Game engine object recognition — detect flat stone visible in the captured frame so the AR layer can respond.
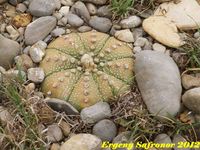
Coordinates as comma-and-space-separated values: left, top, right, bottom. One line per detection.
45, 98, 79, 115
114, 29, 134, 43
135, 50, 182, 118
89, 16, 112, 33
0, 34, 20, 70
93, 119, 117, 141
29, 0, 59, 17
67, 13, 84, 27
120, 16, 142, 29
25, 16, 56, 45
154, 0, 200, 30
60, 134, 102, 150
71, 1, 90, 22
182, 87, 200, 113
182, 74, 200, 89
27, 67, 45, 83
78, 26, 92, 32
80, 101, 111, 124
143, 16, 184, 48
51, 28, 65, 37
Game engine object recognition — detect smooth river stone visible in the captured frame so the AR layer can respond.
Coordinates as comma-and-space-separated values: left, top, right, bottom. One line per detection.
135, 50, 182, 118
24, 16, 56, 45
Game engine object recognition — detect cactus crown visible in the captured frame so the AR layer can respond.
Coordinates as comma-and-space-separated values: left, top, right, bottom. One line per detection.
40, 31, 134, 110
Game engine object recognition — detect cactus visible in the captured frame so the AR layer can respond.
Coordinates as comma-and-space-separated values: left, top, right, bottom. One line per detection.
40, 31, 134, 110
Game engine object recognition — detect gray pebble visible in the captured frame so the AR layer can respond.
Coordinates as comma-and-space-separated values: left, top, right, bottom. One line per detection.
182, 87, 200, 113
120, 16, 142, 29
29, 0, 59, 17
27, 67, 45, 83
86, 3, 97, 15
135, 51, 182, 118
51, 28, 65, 37
67, 13, 84, 27
81, 102, 111, 124
132, 28, 145, 40
16, 3, 27, 13
194, 31, 200, 39
89, 16, 112, 33
153, 43, 166, 53
93, 119, 117, 141
133, 46, 142, 53
134, 37, 148, 47
78, 26, 92, 32
97, 6, 112, 18
0, 34, 20, 70
59, 6, 70, 17
71, 1, 90, 22
47, 124, 63, 142
25, 16, 56, 45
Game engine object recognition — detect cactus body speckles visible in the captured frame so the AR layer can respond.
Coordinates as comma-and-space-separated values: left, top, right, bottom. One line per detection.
40, 31, 134, 110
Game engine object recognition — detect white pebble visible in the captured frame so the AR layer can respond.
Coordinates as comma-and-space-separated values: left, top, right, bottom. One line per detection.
27, 68, 45, 83
59, 6, 70, 17
29, 41, 47, 63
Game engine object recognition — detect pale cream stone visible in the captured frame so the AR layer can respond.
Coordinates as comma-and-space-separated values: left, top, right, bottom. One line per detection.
142, 16, 184, 48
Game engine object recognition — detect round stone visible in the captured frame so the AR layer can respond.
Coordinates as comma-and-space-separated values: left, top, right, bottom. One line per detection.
92, 119, 117, 141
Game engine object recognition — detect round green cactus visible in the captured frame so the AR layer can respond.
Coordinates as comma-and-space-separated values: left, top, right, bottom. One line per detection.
40, 31, 134, 110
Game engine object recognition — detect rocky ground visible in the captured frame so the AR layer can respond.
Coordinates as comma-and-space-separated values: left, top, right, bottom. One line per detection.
0, 0, 200, 150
